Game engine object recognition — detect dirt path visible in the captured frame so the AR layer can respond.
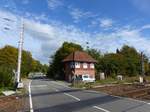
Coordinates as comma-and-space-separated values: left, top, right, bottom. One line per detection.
0, 95, 26, 112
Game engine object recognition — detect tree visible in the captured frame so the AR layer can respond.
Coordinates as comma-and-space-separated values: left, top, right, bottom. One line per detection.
47, 42, 83, 79
92, 45, 150, 77
86, 48, 102, 74
0, 45, 18, 70
0, 66, 13, 87
119, 45, 141, 76
41, 64, 49, 74
0, 45, 45, 88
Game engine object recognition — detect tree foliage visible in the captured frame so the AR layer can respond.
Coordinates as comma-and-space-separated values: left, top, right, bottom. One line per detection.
86, 49, 102, 74
48, 42, 150, 80
47, 42, 83, 79
0, 45, 46, 87
88, 45, 150, 77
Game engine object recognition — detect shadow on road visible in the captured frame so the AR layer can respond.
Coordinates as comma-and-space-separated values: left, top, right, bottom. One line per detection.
34, 95, 119, 112
32, 89, 82, 97
30, 76, 147, 112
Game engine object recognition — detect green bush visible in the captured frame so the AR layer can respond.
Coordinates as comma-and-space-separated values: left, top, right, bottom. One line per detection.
0, 67, 13, 88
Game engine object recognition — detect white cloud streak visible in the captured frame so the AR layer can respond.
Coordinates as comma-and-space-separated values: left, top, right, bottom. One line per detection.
69, 8, 97, 23
47, 0, 63, 10
100, 18, 113, 28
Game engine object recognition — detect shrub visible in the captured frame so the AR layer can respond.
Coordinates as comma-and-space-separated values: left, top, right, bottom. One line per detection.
0, 66, 13, 88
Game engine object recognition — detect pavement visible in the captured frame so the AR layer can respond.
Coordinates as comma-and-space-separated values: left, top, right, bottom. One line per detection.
28, 76, 150, 112
2, 90, 16, 96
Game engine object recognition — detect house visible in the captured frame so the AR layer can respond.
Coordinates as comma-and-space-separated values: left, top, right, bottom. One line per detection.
62, 51, 97, 82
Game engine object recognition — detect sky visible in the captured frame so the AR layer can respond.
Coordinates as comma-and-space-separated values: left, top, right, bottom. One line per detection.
1, 0, 150, 64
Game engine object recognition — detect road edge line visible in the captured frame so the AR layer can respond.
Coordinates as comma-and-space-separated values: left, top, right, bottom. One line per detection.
29, 81, 34, 112
93, 106, 110, 112
86, 90, 150, 105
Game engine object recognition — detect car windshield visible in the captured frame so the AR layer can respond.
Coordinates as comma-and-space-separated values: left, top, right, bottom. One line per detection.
83, 76, 88, 78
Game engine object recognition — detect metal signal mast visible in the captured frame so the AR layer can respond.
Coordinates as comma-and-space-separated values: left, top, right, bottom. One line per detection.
141, 52, 145, 76
16, 20, 24, 86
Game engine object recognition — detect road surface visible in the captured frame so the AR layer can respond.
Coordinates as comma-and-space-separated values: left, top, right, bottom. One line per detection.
29, 76, 150, 112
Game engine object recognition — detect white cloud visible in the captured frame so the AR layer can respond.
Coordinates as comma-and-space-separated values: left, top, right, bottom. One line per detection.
141, 24, 150, 30
100, 18, 113, 28
1, 10, 150, 64
47, 0, 63, 10
69, 8, 97, 23
90, 18, 114, 30
24, 19, 56, 41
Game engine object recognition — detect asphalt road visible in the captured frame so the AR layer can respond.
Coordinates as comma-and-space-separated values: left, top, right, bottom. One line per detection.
29, 76, 150, 112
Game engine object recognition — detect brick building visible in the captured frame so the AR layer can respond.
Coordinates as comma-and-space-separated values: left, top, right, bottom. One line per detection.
62, 51, 97, 82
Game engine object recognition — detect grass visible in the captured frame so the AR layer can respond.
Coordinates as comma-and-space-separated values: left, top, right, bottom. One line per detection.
70, 76, 150, 89
71, 77, 133, 89
95, 77, 117, 84
95, 76, 150, 85
0, 88, 3, 95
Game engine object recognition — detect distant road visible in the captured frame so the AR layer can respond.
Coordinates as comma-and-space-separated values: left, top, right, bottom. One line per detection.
29, 76, 150, 112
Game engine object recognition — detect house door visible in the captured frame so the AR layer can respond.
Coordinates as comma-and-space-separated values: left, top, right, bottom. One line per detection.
69, 75, 72, 82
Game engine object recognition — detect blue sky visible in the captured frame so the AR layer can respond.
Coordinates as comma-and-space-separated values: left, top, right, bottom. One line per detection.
1, 0, 150, 64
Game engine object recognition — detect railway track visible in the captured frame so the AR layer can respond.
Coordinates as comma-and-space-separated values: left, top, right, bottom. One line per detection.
120, 84, 150, 100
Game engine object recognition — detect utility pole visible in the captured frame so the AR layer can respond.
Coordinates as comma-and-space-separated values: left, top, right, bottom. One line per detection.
141, 52, 145, 76
139, 52, 145, 83
16, 19, 24, 88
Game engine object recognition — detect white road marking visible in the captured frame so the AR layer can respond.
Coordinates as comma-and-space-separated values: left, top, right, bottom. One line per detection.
29, 81, 34, 112
126, 97, 150, 105
51, 81, 70, 88
55, 89, 59, 92
64, 93, 80, 101
109, 94, 150, 105
93, 106, 110, 112
90, 89, 150, 105
31, 85, 47, 88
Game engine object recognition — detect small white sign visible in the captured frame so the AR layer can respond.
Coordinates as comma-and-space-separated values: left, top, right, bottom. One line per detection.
139, 76, 143, 83
17, 82, 24, 88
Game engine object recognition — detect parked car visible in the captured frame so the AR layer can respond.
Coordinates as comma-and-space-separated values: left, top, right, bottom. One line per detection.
82, 74, 95, 82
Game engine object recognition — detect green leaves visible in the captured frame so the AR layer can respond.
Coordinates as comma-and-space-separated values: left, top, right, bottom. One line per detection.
48, 42, 150, 80
0, 45, 45, 88
0, 66, 13, 87
47, 42, 83, 79
86, 45, 150, 77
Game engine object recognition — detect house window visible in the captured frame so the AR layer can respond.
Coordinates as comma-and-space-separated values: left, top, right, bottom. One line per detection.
75, 62, 80, 68
90, 63, 94, 69
70, 62, 74, 68
83, 63, 88, 69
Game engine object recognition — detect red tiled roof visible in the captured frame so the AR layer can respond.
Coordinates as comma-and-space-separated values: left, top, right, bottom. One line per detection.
62, 51, 97, 63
